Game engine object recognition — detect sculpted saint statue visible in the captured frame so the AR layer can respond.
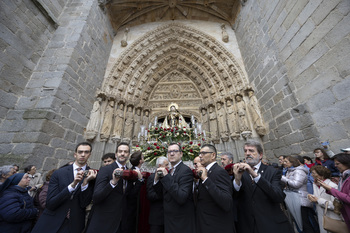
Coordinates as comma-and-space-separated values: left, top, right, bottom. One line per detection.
133, 108, 142, 141
111, 102, 125, 140
226, 99, 239, 138
161, 103, 187, 129
247, 90, 267, 135
216, 102, 229, 139
235, 95, 250, 133
123, 105, 134, 141
200, 107, 209, 133
85, 97, 102, 140
142, 109, 150, 127
209, 105, 218, 139
100, 99, 115, 141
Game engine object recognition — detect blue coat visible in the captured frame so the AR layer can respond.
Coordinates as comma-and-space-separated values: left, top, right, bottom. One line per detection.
0, 185, 38, 233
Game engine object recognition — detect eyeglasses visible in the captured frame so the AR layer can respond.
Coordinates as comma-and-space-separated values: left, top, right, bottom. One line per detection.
168, 150, 180, 154
77, 150, 91, 155
199, 151, 213, 155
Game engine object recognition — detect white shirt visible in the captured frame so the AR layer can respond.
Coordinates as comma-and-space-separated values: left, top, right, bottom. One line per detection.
68, 163, 88, 192
202, 161, 217, 183
233, 162, 262, 191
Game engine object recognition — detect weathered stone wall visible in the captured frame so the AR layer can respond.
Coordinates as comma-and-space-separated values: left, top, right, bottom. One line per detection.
0, 0, 114, 170
234, 0, 350, 160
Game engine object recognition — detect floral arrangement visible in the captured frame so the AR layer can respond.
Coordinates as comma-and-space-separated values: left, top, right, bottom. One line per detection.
134, 126, 206, 165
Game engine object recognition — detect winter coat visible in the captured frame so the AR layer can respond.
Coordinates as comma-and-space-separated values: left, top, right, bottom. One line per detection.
281, 166, 312, 207
0, 185, 38, 233
313, 179, 342, 233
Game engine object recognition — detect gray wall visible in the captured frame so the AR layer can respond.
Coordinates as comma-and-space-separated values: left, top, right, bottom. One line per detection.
0, 0, 114, 170
234, 0, 350, 160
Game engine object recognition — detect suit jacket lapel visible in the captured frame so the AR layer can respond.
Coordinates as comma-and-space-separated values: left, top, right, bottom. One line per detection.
68, 165, 74, 183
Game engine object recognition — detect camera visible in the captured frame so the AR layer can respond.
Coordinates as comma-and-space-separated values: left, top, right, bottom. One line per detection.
197, 170, 203, 177
114, 170, 123, 178
157, 170, 164, 178
83, 170, 89, 178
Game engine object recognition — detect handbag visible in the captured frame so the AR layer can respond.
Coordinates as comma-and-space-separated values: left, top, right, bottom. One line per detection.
323, 201, 350, 233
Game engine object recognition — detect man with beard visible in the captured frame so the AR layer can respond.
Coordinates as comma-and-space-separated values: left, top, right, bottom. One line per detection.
233, 140, 293, 233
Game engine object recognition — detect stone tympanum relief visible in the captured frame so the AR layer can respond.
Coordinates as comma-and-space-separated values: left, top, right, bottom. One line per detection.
84, 23, 267, 144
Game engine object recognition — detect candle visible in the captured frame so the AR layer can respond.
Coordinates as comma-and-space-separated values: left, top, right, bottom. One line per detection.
154, 116, 158, 126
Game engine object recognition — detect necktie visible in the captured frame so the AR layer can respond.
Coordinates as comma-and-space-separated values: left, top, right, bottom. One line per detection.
122, 166, 126, 193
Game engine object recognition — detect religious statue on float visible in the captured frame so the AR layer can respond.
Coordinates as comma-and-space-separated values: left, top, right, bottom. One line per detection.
161, 103, 187, 128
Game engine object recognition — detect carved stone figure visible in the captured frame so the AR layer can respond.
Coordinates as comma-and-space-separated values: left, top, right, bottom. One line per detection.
143, 109, 150, 126
216, 102, 229, 140
111, 102, 125, 140
235, 95, 250, 133
85, 97, 102, 140
200, 107, 209, 133
100, 99, 115, 141
247, 90, 267, 136
226, 98, 239, 138
221, 24, 229, 43
123, 105, 134, 141
209, 105, 218, 139
133, 108, 142, 141
121, 28, 129, 47
161, 103, 187, 128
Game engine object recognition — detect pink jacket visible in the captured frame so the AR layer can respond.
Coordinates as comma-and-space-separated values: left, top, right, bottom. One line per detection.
329, 176, 350, 231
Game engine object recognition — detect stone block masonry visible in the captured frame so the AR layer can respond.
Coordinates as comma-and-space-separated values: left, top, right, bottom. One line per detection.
234, 0, 350, 160
0, 0, 114, 169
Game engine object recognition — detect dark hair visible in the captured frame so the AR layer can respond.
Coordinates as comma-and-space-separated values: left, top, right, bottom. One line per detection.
130, 151, 142, 166
302, 156, 313, 163
314, 148, 330, 159
310, 165, 331, 179
101, 153, 115, 161
168, 142, 182, 152
201, 144, 217, 157
245, 140, 263, 155
292, 155, 304, 165
285, 156, 300, 167
116, 142, 130, 153
45, 169, 57, 181
332, 153, 350, 168
24, 165, 34, 173
75, 142, 92, 153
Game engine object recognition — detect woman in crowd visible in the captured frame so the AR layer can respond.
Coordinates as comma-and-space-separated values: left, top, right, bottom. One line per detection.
0, 173, 38, 233
318, 153, 350, 231
308, 165, 341, 233
303, 156, 315, 168
24, 165, 43, 197
281, 156, 318, 233
314, 148, 340, 183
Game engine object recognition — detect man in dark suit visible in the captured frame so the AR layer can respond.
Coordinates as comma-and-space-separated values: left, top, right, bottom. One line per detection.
151, 143, 196, 233
233, 140, 293, 233
195, 144, 236, 233
32, 142, 97, 233
85, 142, 143, 233
147, 156, 169, 233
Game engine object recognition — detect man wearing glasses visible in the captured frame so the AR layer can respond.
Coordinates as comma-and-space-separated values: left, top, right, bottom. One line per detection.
195, 144, 236, 233
152, 142, 196, 233
32, 142, 97, 233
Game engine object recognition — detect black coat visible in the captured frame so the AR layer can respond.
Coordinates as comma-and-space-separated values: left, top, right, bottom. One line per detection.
31, 165, 94, 233
196, 163, 236, 233
0, 185, 37, 233
86, 162, 143, 233
152, 161, 196, 233
234, 164, 293, 233
147, 173, 164, 226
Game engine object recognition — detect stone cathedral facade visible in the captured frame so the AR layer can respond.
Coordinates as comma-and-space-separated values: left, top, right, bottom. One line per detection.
0, 0, 349, 171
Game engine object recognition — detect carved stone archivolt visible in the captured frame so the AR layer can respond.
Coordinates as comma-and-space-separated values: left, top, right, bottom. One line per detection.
84, 23, 267, 144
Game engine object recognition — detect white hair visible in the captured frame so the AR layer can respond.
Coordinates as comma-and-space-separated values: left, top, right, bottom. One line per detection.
156, 156, 168, 167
